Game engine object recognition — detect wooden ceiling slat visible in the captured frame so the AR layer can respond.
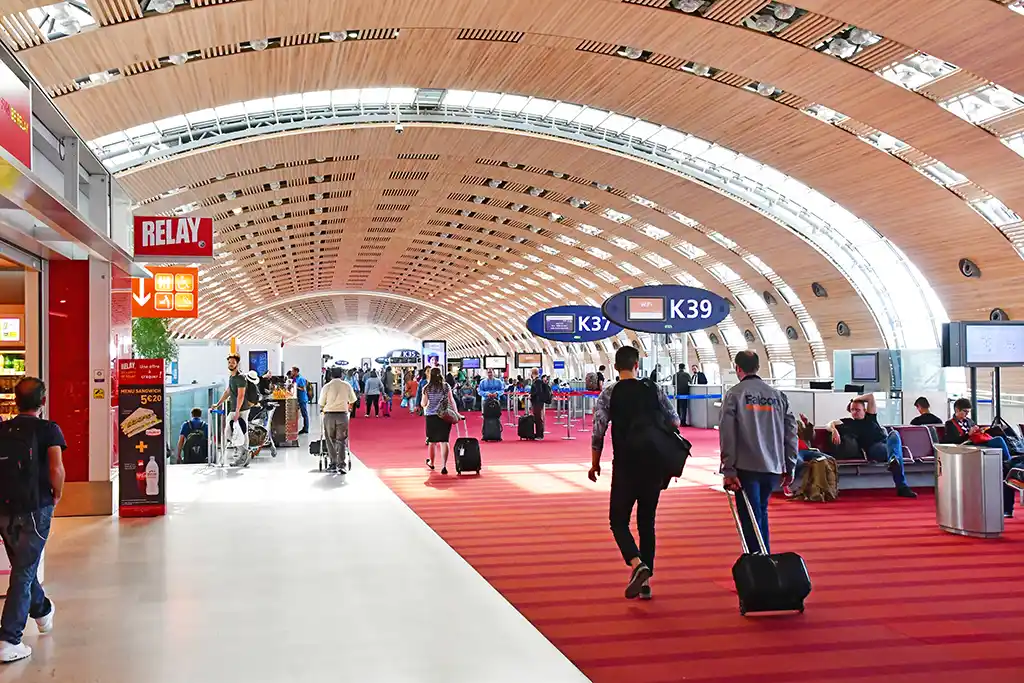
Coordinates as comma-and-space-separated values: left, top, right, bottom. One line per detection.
703, 0, 770, 25
86, 0, 144, 25
0, 12, 44, 50
776, 13, 847, 48
847, 38, 915, 72
980, 108, 1024, 138
917, 70, 989, 103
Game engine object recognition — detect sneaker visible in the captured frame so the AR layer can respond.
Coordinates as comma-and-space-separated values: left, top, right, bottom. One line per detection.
625, 563, 652, 599
782, 482, 794, 498
35, 601, 54, 634
639, 581, 652, 601
0, 641, 31, 663
440, 467, 448, 475
897, 486, 918, 498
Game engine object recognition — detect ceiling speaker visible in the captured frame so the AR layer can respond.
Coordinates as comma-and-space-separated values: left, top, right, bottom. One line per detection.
763, 291, 778, 305
837, 321, 851, 337
812, 282, 828, 298
958, 258, 981, 278
990, 308, 1009, 321
743, 329, 756, 342
786, 325, 799, 340
709, 333, 721, 345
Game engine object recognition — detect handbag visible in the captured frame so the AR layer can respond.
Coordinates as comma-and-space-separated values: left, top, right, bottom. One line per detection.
438, 387, 460, 424
627, 380, 691, 482
988, 417, 1024, 455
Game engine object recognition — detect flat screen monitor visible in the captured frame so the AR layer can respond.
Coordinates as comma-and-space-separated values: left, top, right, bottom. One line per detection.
422, 340, 447, 371
850, 352, 879, 383
965, 323, 1024, 366
543, 314, 575, 334
484, 355, 507, 370
626, 296, 665, 322
461, 358, 481, 370
517, 353, 542, 368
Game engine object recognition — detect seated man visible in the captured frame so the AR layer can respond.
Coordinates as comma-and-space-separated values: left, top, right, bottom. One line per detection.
944, 398, 1019, 518
827, 393, 917, 498
910, 396, 944, 426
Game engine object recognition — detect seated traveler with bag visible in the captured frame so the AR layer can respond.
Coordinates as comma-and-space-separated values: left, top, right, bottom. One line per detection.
826, 394, 917, 498
785, 414, 838, 501
589, 346, 683, 601
944, 398, 1020, 518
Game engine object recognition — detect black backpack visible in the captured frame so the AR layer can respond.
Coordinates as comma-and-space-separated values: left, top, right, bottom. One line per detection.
0, 419, 41, 514
182, 424, 208, 464
244, 380, 261, 408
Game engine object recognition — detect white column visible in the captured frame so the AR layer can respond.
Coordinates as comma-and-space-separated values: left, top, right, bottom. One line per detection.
88, 257, 112, 483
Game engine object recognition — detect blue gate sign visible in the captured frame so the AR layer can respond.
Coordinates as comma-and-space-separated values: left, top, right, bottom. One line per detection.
553, 360, 566, 370
526, 305, 622, 342
602, 285, 730, 333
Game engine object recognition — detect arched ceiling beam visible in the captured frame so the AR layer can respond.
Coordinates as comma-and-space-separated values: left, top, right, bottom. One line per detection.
111, 101, 948, 350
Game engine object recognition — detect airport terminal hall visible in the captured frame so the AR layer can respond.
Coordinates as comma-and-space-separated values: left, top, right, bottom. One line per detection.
2, 0, 1024, 680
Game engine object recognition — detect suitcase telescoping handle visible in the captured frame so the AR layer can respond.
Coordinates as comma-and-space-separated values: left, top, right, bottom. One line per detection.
726, 489, 769, 556
456, 414, 469, 438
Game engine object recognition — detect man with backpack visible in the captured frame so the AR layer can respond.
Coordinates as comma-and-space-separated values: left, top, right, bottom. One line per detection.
719, 351, 798, 554
0, 378, 65, 663
529, 374, 553, 439
674, 363, 692, 427
589, 346, 680, 600
176, 407, 209, 464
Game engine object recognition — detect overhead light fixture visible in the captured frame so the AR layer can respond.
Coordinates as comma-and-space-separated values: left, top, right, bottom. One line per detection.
50, 7, 82, 34
528, 187, 543, 197
595, 183, 610, 191
552, 172, 566, 179
847, 27, 878, 45
269, 181, 281, 190
619, 46, 644, 60
313, 175, 325, 182
249, 38, 270, 51
827, 37, 856, 59
751, 15, 777, 32
670, 0, 703, 11
771, 3, 796, 19
232, 207, 242, 215
472, 195, 486, 204
327, 31, 348, 42
548, 212, 563, 222
569, 197, 588, 209
756, 82, 777, 97
216, 174, 227, 180
167, 53, 188, 66
313, 193, 324, 200
487, 179, 502, 188
691, 63, 712, 77
148, 0, 175, 14
315, 157, 326, 162
271, 199, 283, 206
510, 203, 524, 212
224, 191, 236, 200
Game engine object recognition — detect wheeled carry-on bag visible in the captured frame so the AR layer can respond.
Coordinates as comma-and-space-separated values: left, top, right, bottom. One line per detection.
727, 490, 811, 616
518, 414, 537, 440
453, 418, 482, 475
482, 415, 503, 442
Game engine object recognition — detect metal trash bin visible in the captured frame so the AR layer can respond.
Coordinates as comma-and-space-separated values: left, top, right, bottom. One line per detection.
935, 444, 1004, 538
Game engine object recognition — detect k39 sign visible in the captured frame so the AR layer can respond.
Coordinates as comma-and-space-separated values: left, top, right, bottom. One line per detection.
602, 285, 730, 333
526, 305, 623, 342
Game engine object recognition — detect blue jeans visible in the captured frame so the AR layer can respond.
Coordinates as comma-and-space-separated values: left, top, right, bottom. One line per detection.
866, 431, 908, 489
984, 436, 1012, 461
0, 506, 53, 645
298, 400, 309, 432
793, 449, 822, 482
736, 470, 775, 555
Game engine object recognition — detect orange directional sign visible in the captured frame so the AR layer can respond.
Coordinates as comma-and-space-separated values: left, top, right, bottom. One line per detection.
132, 267, 198, 319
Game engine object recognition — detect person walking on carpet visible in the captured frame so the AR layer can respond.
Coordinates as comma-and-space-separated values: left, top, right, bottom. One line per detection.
589, 345, 679, 600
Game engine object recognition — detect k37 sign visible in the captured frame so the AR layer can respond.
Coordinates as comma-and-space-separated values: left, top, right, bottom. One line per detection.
133, 215, 214, 260
526, 305, 623, 343
602, 285, 730, 333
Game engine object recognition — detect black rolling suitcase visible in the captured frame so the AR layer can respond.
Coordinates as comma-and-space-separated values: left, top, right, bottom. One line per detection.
453, 418, 482, 475
518, 414, 537, 440
727, 490, 811, 616
482, 416, 503, 442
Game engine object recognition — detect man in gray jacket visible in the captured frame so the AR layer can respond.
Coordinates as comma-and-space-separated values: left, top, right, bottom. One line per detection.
719, 351, 798, 554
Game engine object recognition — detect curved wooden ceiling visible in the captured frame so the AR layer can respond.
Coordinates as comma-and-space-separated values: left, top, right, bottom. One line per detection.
6, 0, 1024, 376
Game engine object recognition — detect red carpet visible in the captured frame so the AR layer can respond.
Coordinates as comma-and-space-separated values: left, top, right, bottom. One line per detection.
350, 407, 1024, 682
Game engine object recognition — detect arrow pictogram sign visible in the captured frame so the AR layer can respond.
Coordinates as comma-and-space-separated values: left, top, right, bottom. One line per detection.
131, 267, 198, 319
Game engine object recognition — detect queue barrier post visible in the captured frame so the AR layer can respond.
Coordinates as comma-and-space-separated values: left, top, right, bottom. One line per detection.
562, 392, 576, 441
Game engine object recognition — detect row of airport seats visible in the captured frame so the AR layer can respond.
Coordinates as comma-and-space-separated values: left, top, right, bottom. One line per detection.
809, 424, 940, 490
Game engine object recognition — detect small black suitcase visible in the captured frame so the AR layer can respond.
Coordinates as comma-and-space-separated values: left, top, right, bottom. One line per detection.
518, 415, 537, 440
482, 416, 503, 442
453, 419, 482, 475
728, 490, 811, 616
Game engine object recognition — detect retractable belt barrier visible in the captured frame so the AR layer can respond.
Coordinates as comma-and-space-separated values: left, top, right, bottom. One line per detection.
505, 389, 721, 441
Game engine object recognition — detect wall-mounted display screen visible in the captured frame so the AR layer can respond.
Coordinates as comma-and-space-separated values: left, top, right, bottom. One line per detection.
462, 358, 481, 370
484, 355, 507, 370
965, 323, 1024, 366
626, 296, 665, 321
543, 314, 575, 334
422, 340, 447, 371
516, 353, 542, 368
851, 352, 879, 382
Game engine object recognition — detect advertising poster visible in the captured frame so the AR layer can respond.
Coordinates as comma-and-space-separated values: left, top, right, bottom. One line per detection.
0, 59, 31, 169
117, 359, 166, 518
422, 340, 447, 372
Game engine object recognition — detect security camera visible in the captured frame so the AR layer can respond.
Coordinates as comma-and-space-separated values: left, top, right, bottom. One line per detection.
394, 123, 404, 134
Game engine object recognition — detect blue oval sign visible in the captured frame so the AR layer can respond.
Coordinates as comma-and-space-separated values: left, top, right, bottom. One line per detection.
526, 305, 623, 342
602, 285, 730, 333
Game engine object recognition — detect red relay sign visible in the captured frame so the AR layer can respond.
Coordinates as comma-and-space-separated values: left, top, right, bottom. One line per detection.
133, 216, 213, 259
0, 58, 32, 169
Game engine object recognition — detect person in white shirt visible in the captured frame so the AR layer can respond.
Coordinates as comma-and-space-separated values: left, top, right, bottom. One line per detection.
319, 367, 357, 473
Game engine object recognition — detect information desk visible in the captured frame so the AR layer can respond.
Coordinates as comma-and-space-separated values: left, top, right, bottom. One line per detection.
687, 385, 722, 429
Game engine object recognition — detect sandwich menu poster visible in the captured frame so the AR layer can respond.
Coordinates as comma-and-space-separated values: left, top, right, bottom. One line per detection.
117, 359, 166, 517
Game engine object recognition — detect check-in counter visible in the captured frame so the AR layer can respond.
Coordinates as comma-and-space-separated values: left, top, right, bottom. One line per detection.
688, 384, 723, 429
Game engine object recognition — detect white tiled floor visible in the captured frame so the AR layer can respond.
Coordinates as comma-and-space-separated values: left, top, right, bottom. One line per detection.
0, 443, 590, 682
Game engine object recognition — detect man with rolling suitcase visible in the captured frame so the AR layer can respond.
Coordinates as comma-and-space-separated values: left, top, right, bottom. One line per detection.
720, 351, 809, 615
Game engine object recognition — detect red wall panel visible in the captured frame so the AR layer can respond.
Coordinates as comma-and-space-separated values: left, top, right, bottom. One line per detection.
48, 260, 89, 482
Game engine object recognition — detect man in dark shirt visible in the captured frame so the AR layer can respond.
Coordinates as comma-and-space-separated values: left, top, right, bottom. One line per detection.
596, 365, 606, 390
589, 346, 679, 601
909, 396, 944, 426
691, 364, 708, 385
674, 363, 692, 426
827, 393, 916, 498
0, 378, 66, 663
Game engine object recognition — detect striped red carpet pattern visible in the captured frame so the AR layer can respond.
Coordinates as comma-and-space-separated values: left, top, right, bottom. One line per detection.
351, 410, 1024, 682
